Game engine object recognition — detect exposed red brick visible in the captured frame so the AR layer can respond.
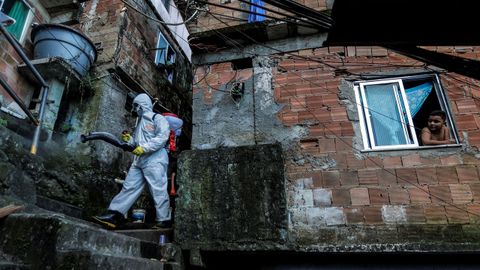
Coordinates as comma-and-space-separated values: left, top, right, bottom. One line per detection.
312, 171, 323, 187
466, 204, 480, 223
344, 207, 364, 224
416, 167, 438, 185
346, 154, 366, 170
335, 138, 352, 152
456, 114, 478, 131
405, 206, 426, 223
317, 138, 336, 153
396, 168, 418, 186
449, 184, 473, 204
330, 153, 348, 170
425, 205, 448, 224
402, 154, 421, 167
440, 155, 463, 166
364, 156, 383, 168
408, 187, 432, 204
468, 130, 480, 147
470, 183, 480, 202
331, 188, 351, 206
340, 171, 359, 186
340, 122, 355, 136
358, 169, 379, 185
436, 167, 459, 184
445, 205, 470, 224
377, 169, 397, 186
322, 171, 341, 187
382, 156, 403, 168
389, 187, 410, 205
331, 107, 348, 122
456, 165, 480, 183
369, 188, 389, 205
363, 206, 383, 224
350, 187, 370, 206
428, 185, 452, 204
456, 99, 479, 113
419, 156, 442, 166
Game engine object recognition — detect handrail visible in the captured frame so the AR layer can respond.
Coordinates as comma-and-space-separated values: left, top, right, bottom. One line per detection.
0, 75, 39, 125
0, 19, 49, 155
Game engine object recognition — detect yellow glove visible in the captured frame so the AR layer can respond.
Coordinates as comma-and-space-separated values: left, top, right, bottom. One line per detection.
121, 133, 131, 142
132, 146, 145, 156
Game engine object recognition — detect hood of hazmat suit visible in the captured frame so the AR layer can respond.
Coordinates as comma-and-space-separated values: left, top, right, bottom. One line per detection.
131, 94, 170, 166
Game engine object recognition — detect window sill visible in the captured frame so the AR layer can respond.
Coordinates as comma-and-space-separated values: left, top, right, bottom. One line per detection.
360, 144, 462, 153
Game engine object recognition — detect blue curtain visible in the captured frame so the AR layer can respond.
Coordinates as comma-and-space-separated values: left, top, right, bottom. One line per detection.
364, 84, 407, 146
405, 82, 433, 117
248, 0, 265, 22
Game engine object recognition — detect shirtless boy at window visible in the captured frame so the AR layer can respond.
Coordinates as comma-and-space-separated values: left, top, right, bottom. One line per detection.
421, 110, 452, 145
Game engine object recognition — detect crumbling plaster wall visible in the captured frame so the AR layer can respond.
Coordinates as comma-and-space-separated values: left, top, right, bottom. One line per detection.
81, 0, 193, 142
189, 40, 480, 252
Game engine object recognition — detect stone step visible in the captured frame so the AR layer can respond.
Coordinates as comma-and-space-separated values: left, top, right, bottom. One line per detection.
0, 261, 30, 270
0, 213, 163, 268
55, 250, 165, 270
115, 228, 173, 244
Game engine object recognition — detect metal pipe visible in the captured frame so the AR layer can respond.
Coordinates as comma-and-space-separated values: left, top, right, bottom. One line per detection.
0, 23, 48, 87
30, 85, 48, 154
0, 75, 39, 125
80, 131, 135, 152
0, 23, 51, 154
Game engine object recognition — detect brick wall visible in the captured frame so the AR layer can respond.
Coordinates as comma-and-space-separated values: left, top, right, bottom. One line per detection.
0, 4, 46, 110
273, 46, 480, 229
188, 0, 329, 34
81, 0, 193, 141
192, 45, 480, 248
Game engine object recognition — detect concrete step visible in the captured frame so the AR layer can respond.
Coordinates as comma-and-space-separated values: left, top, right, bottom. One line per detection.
55, 250, 165, 270
0, 261, 30, 270
115, 228, 172, 244
0, 213, 163, 269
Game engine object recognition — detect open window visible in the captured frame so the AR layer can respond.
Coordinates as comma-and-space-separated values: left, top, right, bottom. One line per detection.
354, 73, 459, 151
154, 32, 176, 83
1, 0, 33, 43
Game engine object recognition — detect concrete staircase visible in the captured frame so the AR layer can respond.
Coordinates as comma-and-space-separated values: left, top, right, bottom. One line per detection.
0, 213, 181, 269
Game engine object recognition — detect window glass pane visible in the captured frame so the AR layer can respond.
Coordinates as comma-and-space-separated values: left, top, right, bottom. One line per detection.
364, 83, 407, 146
155, 34, 168, 65
4, 0, 28, 40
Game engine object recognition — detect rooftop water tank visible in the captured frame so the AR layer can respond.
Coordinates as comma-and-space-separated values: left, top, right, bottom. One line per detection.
31, 23, 97, 77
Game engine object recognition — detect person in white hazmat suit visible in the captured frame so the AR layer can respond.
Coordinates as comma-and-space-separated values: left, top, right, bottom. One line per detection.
93, 93, 171, 229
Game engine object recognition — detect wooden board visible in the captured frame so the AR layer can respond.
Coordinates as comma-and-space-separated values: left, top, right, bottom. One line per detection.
0, 204, 24, 218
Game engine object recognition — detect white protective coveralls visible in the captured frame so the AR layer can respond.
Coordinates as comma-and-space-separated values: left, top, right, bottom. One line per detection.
108, 94, 171, 222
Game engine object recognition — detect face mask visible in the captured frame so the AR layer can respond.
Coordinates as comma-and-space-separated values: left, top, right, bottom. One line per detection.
131, 103, 141, 117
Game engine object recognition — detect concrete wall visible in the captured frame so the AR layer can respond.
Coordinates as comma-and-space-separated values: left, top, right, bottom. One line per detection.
82, 0, 193, 142
189, 42, 480, 253
176, 143, 287, 250
188, 0, 330, 34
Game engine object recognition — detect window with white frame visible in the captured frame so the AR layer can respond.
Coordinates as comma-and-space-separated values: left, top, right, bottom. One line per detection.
1, 0, 33, 42
354, 74, 459, 151
154, 32, 176, 83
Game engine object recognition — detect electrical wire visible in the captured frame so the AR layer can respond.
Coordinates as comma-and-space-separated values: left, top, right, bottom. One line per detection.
121, 0, 199, 26
193, 0, 321, 29
195, 10, 480, 218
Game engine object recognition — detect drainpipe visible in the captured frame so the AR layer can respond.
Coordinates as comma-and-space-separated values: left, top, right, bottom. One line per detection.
0, 23, 50, 155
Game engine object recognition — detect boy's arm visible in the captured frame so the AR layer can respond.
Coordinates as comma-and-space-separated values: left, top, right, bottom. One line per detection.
421, 128, 450, 145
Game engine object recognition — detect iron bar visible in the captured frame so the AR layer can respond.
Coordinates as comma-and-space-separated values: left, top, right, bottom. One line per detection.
0, 75, 39, 125
0, 22, 50, 154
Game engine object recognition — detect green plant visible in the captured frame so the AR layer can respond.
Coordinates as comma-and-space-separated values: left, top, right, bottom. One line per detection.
59, 122, 73, 133
0, 118, 7, 127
